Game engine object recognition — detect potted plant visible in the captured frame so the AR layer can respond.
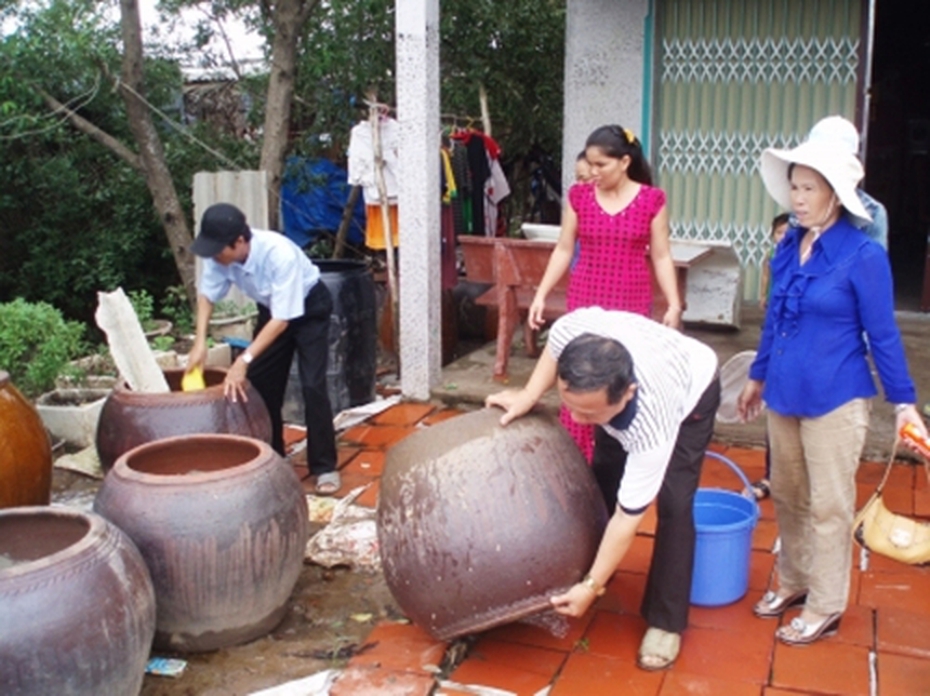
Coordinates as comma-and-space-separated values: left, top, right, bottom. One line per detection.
208, 299, 258, 342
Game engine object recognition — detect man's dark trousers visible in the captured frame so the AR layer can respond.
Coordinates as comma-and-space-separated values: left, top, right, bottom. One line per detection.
590, 377, 721, 633
248, 281, 337, 475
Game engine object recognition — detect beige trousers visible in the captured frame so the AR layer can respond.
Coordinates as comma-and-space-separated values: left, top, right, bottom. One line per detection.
767, 399, 870, 615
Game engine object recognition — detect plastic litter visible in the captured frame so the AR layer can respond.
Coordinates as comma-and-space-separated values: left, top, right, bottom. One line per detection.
145, 657, 187, 678
305, 485, 380, 571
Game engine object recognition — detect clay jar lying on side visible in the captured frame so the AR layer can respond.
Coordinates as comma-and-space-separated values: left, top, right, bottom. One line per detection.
95, 367, 272, 473
0, 506, 156, 696
0, 370, 52, 509
93, 434, 309, 653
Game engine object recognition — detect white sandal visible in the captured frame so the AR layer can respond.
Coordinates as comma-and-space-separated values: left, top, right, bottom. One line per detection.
637, 627, 680, 671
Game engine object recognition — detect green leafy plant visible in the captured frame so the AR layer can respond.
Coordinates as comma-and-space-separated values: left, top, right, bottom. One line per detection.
150, 335, 175, 352
161, 284, 194, 335
0, 299, 87, 398
212, 299, 257, 319
127, 289, 157, 331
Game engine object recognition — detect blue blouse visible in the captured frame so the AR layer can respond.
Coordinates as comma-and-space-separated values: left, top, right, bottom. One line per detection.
749, 215, 916, 417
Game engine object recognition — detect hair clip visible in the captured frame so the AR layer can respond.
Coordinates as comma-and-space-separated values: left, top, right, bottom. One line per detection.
623, 128, 635, 144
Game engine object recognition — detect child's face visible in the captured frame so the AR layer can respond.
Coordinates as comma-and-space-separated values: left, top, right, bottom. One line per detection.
772, 222, 789, 244
574, 158, 592, 182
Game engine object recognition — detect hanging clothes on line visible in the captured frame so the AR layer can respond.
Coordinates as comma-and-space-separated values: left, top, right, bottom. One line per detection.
347, 116, 400, 249
449, 128, 510, 237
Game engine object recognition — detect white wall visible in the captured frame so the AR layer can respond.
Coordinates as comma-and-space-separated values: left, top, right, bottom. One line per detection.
563, 0, 650, 193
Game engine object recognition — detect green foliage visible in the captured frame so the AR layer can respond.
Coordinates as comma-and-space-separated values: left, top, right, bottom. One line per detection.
150, 335, 176, 352
161, 285, 195, 335
0, 299, 87, 398
127, 289, 156, 329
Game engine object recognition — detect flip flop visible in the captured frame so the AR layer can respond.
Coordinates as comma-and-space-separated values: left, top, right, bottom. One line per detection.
315, 471, 341, 496
636, 627, 680, 671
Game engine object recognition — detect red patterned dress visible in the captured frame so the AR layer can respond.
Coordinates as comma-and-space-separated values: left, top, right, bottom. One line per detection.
561, 181, 668, 460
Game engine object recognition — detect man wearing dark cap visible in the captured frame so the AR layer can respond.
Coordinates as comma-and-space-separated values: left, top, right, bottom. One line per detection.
185, 202, 340, 494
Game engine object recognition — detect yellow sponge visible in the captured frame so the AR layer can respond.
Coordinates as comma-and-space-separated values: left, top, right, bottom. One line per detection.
181, 366, 205, 392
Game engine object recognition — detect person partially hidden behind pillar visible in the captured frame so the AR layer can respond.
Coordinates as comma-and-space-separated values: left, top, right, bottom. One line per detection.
486, 307, 720, 671
185, 203, 341, 495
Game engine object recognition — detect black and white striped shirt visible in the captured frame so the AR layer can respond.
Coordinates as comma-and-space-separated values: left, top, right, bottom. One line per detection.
548, 308, 718, 511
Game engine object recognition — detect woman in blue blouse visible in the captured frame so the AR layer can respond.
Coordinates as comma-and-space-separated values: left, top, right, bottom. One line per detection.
737, 136, 927, 645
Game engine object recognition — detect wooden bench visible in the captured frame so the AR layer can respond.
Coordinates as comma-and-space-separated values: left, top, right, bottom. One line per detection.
458, 235, 705, 379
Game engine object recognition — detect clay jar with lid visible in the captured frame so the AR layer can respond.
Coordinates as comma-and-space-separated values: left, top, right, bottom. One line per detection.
377, 408, 609, 641
0, 371, 52, 509
95, 366, 273, 473
0, 506, 156, 695
93, 434, 309, 652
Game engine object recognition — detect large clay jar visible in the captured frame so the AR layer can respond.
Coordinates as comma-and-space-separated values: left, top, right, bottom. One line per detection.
93, 434, 309, 652
95, 367, 272, 473
0, 506, 156, 696
378, 408, 609, 641
0, 371, 52, 509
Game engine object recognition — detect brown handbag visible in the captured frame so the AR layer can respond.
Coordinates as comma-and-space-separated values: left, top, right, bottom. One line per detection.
852, 439, 930, 565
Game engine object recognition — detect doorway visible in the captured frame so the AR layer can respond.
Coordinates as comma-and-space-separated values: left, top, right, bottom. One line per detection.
864, 2, 930, 311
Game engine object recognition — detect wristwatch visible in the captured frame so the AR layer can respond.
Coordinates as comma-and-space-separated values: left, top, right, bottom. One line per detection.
242, 351, 254, 365
581, 574, 606, 596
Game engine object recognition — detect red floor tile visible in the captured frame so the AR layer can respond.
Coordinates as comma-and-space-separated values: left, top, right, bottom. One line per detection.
828, 604, 874, 649
341, 450, 386, 477
283, 424, 306, 448
756, 496, 777, 521
618, 535, 654, 574
719, 446, 768, 470
658, 671, 763, 696
340, 424, 417, 448
329, 666, 435, 696
856, 483, 913, 516
701, 452, 763, 491
334, 469, 379, 499
688, 591, 777, 639
483, 612, 596, 653
877, 607, 930, 659
875, 651, 930, 696
674, 625, 774, 685
448, 656, 552, 695
467, 636, 568, 678
915, 471, 930, 518
372, 403, 436, 427
762, 689, 820, 695
771, 641, 870, 695
598, 571, 647, 616
581, 610, 648, 661
856, 461, 915, 489
420, 408, 466, 426
749, 549, 776, 592
859, 571, 930, 614
864, 548, 930, 575
337, 446, 361, 469
751, 519, 780, 552
347, 621, 446, 676
549, 652, 664, 696
355, 479, 380, 509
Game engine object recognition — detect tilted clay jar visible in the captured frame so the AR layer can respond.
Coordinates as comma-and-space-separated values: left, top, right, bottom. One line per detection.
95, 367, 272, 473
377, 408, 609, 641
93, 434, 309, 652
0, 371, 52, 509
0, 506, 156, 696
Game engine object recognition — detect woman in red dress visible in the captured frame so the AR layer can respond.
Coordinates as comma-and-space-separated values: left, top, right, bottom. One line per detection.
529, 125, 682, 461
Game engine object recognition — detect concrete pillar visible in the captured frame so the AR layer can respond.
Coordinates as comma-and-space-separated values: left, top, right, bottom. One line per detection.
396, 0, 441, 400
563, 0, 650, 194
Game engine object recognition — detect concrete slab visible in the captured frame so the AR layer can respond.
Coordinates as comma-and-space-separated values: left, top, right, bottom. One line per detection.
432, 304, 930, 461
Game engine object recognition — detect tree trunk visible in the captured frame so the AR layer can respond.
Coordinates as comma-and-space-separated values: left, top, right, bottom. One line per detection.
118, 0, 197, 306
259, 0, 319, 231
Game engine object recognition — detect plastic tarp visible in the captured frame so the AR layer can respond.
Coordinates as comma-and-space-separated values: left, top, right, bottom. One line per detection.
281, 157, 365, 248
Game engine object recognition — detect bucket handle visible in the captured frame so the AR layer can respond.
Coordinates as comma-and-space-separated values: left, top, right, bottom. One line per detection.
703, 451, 760, 511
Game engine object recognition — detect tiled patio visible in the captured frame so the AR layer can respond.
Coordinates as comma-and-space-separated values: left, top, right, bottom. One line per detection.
288, 402, 930, 696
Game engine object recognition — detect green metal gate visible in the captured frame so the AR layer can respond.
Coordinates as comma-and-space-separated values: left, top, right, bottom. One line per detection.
653, 0, 863, 299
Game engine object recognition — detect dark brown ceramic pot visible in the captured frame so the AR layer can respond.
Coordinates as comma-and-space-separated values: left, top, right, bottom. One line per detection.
377, 408, 609, 641
0, 506, 156, 696
95, 367, 273, 473
93, 434, 309, 652
0, 371, 52, 509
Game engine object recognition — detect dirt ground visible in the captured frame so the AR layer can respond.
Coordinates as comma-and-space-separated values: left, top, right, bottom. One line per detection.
50, 468, 403, 696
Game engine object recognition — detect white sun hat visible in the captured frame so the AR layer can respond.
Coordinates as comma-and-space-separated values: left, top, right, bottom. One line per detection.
759, 139, 872, 224
807, 115, 860, 156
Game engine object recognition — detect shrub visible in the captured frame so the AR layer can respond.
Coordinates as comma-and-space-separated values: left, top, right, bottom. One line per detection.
0, 299, 87, 398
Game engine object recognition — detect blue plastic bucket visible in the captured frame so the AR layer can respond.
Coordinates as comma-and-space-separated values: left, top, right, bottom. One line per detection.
690, 451, 760, 607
